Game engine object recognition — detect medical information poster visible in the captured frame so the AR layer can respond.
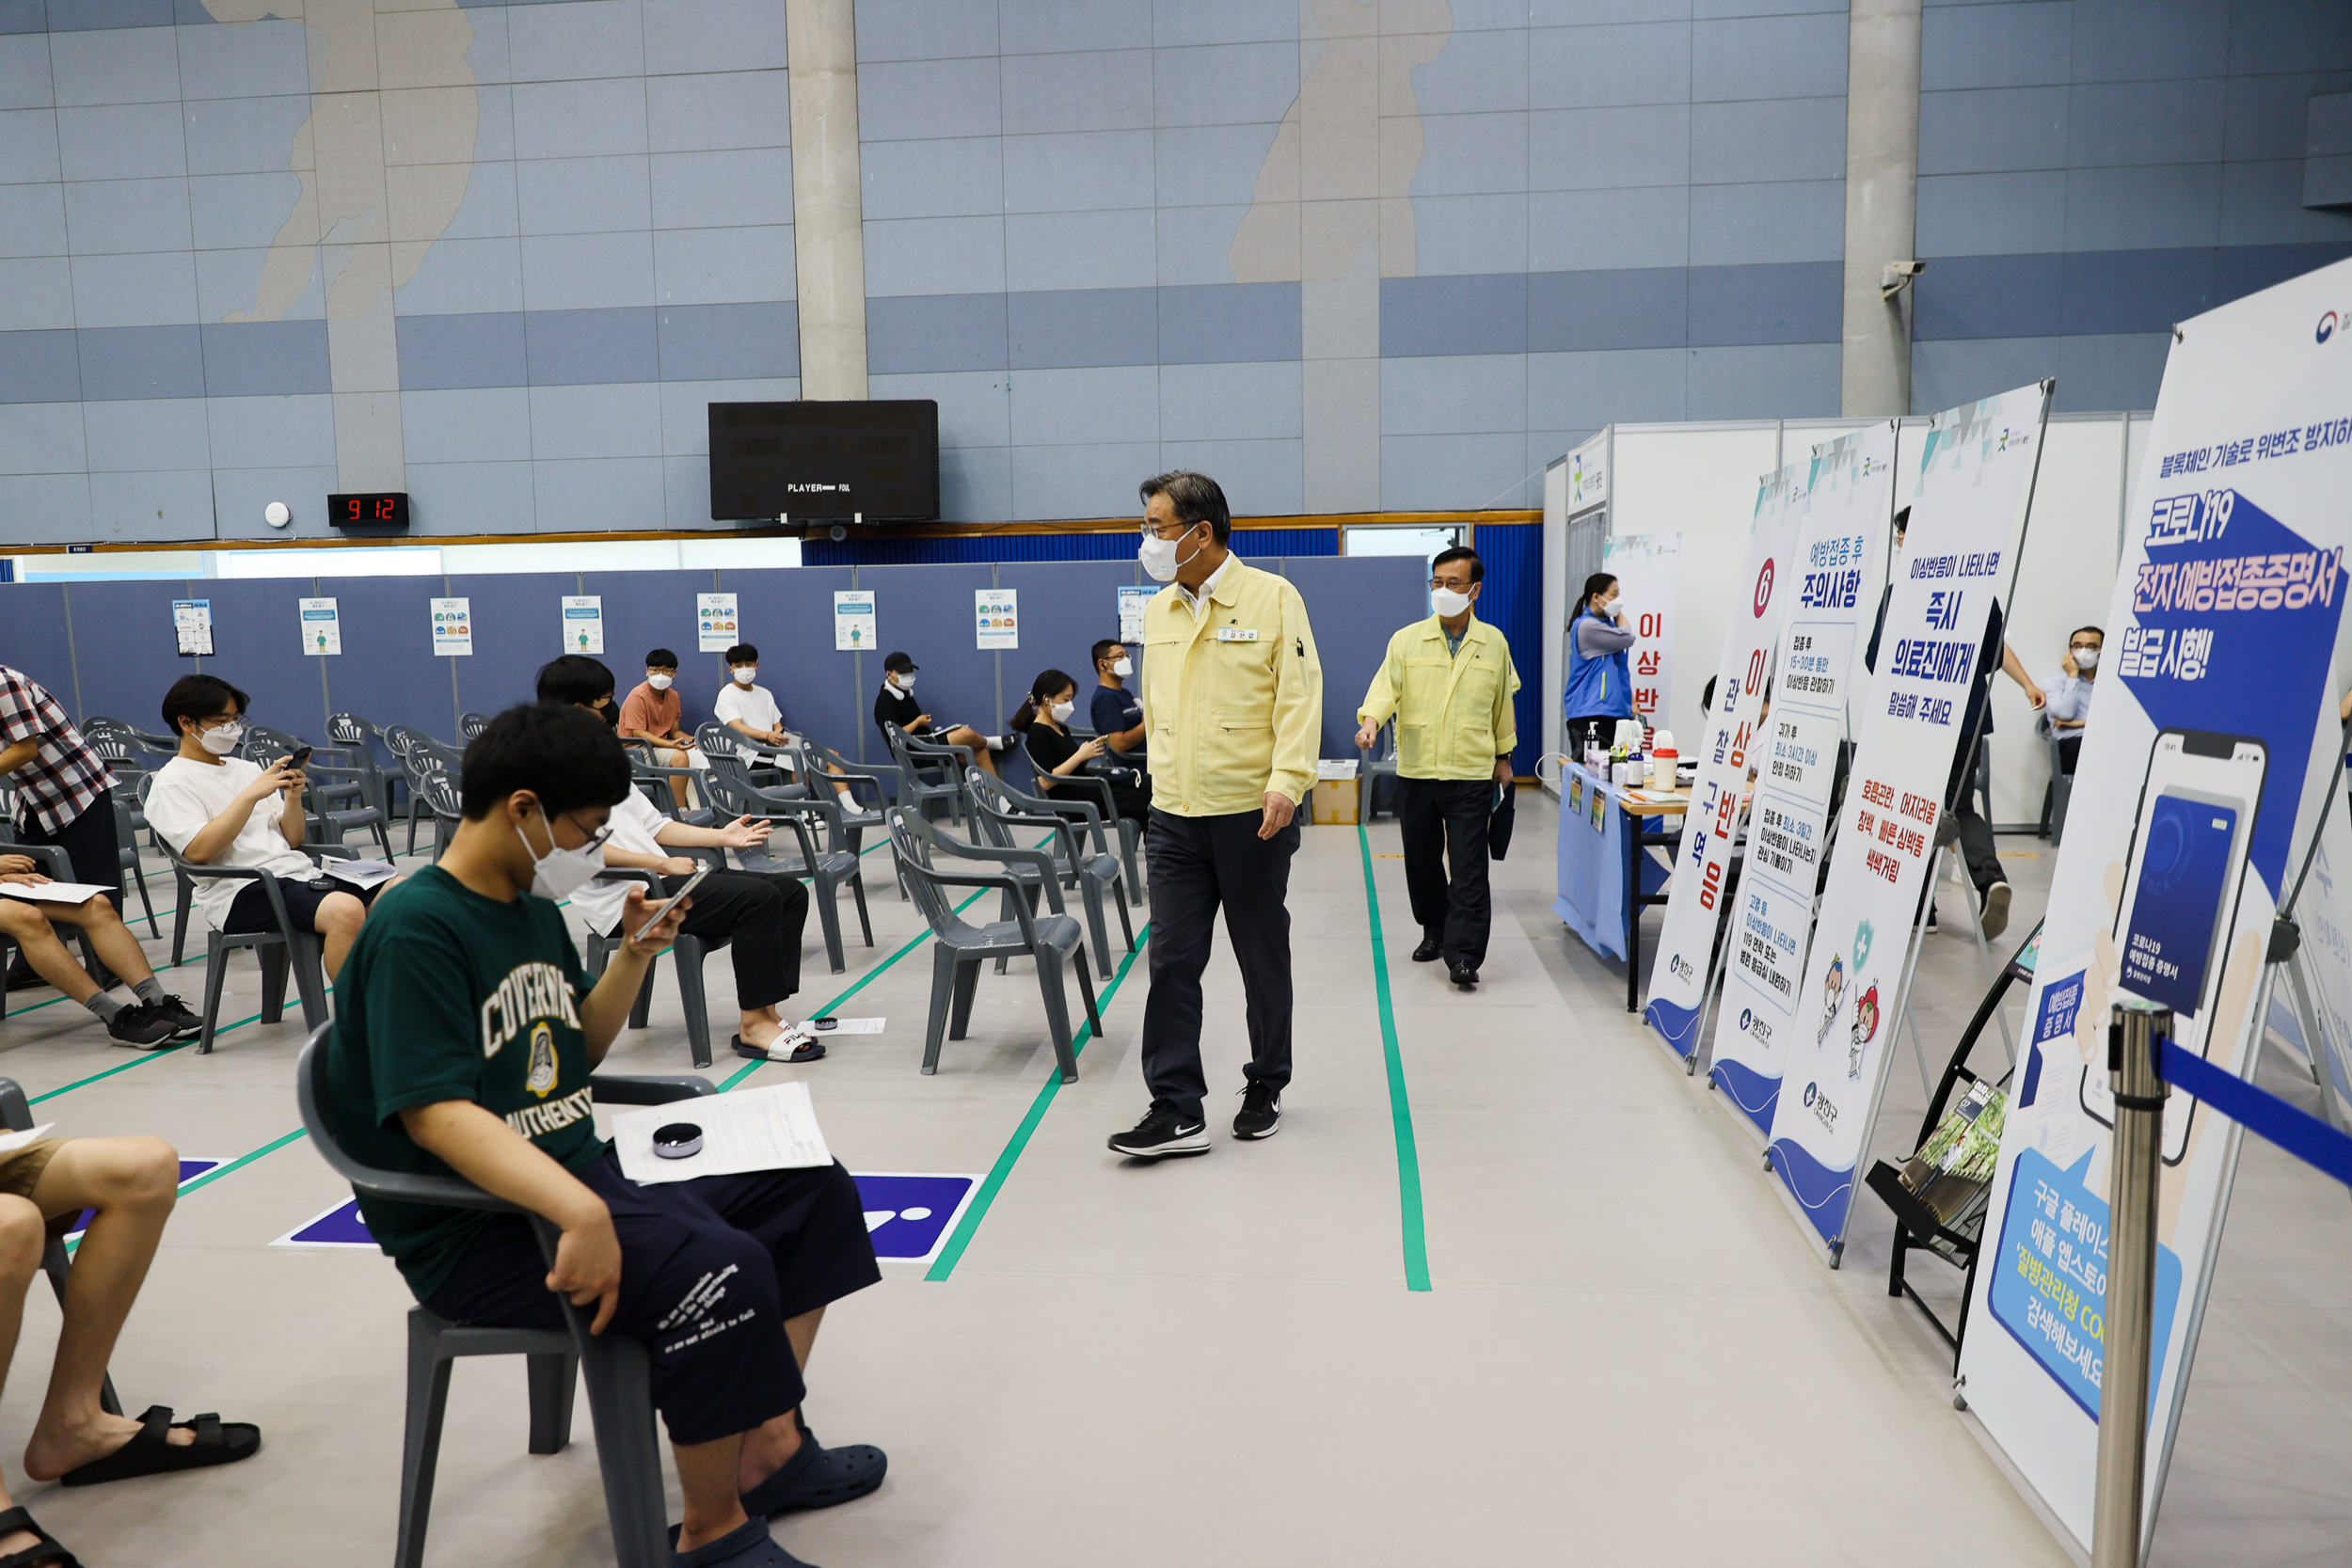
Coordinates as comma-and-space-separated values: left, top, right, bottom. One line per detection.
835, 591, 876, 651
563, 595, 603, 654
976, 589, 1019, 650
431, 597, 472, 656
299, 597, 341, 657
1708, 422, 1896, 1131
698, 592, 739, 654
173, 598, 213, 657
1957, 259, 2352, 1552
1765, 381, 2050, 1257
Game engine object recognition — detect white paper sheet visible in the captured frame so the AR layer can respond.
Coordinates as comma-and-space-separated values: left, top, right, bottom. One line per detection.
815, 1017, 884, 1035
0, 881, 113, 904
611, 1081, 833, 1185
323, 858, 397, 889
0, 1126, 54, 1154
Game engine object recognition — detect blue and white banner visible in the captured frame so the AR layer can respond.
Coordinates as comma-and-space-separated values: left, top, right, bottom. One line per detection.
1764, 382, 2050, 1254
1708, 423, 1897, 1131
1957, 261, 2352, 1553
1642, 469, 1804, 1059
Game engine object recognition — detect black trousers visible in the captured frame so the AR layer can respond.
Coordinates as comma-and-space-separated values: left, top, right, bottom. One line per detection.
1942, 741, 2003, 897
611, 869, 810, 1012
1139, 808, 1298, 1121
15, 786, 120, 911
1400, 776, 1494, 969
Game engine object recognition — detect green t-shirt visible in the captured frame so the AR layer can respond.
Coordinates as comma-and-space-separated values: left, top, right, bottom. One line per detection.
326, 865, 603, 1301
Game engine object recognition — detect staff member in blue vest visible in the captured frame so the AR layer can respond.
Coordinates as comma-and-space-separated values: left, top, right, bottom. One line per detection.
1562, 572, 1637, 758
1108, 471, 1324, 1162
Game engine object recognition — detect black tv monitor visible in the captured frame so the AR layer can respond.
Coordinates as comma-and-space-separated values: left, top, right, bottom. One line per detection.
707, 400, 940, 522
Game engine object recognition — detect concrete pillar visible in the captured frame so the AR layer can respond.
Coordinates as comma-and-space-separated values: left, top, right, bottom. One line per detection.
1839, 0, 1922, 417
787, 0, 870, 401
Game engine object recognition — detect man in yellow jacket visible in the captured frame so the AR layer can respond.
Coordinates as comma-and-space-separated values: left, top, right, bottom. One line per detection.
1109, 471, 1324, 1161
1356, 546, 1520, 990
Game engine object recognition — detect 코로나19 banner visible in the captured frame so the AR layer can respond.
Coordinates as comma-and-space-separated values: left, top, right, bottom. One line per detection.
1764, 381, 2051, 1255
1708, 422, 1898, 1131
1643, 468, 1804, 1059
1956, 261, 2352, 1553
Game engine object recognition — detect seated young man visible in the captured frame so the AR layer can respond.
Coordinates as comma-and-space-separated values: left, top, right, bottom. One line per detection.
1088, 639, 1147, 762
144, 674, 389, 980
871, 651, 1001, 775
712, 644, 850, 801
0, 1128, 261, 1567
620, 648, 706, 809
539, 657, 821, 1062
0, 854, 200, 1048
326, 703, 882, 1568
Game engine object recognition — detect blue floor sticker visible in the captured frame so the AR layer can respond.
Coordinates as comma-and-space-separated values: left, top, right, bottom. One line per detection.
272, 1173, 982, 1261
67, 1158, 223, 1243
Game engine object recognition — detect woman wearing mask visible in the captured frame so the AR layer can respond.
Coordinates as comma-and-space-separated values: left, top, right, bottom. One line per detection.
1015, 670, 1150, 824
1562, 572, 1637, 761
872, 650, 1002, 775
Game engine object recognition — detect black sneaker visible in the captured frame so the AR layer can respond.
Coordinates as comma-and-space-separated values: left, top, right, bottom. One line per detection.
141, 993, 202, 1039
1410, 932, 1443, 962
1232, 1081, 1281, 1140
1449, 963, 1479, 990
104, 1003, 182, 1050
1107, 1102, 1209, 1160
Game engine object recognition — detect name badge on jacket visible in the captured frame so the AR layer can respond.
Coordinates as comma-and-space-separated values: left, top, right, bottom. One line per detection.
1215, 627, 1260, 642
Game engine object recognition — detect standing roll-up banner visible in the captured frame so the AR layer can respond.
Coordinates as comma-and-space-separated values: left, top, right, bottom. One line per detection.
1708, 423, 1898, 1130
1957, 263, 2352, 1555
1601, 532, 1680, 732
1642, 467, 1804, 1062
1763, 380, 2051, 1259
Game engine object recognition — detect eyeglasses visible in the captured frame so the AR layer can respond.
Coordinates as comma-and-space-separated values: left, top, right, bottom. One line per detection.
1138, 520, 1193, 540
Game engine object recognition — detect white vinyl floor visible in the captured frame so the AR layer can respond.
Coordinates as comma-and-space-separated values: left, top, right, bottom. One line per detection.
0, 797, 2344, 1566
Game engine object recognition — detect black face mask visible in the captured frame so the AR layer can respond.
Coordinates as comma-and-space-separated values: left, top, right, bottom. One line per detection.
599, 702, 619, 726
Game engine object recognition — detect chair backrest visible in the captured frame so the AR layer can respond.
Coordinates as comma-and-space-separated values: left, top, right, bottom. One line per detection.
326, 713, 375, 747
459, 712, 490, 739
381, 724, 426, 760
418, 766, 463, 820
886, 809, 970, 936
246, 726, 301, 765
0, 1078, 31, 1134
295, 1022, 513, 1213
964, 769, 1045, 851
695, 722, 740, 757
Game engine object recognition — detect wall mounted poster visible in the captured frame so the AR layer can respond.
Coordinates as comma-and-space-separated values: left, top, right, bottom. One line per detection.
698, 592, 739, 654
172, 598, 212, 657
430, 597, 472, 656
1600, 532, 1679, 730
298, 597, 340, 656
1764, 380, 2050, 1257
976, 589, 1019, 650
1956, 261, 2352, 1554
1643, 471, 1802, 1061
1708, 422, 1897, 1130
834, 591, 876, 651
563, 595, 604, 654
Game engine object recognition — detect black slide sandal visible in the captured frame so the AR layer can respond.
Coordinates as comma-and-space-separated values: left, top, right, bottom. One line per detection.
0, 1505, 81, 1568
58, 1405, 261, 1487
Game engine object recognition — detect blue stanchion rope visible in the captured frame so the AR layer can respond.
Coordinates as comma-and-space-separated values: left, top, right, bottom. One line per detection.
2158, 1039, 2352, 1191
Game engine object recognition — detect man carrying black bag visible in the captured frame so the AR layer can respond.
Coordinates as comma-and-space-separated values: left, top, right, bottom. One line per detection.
1356, 546, 1521, 990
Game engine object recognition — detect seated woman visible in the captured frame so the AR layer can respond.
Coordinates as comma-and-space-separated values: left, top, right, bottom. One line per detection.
1012, 669, 1150, 825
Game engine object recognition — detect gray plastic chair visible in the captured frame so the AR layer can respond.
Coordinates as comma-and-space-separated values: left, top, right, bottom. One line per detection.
246, 725, 391, 855
155, 834, 350, 1052
882, 722, 973, 827
2041, 720, 2074, 847
969, 768, 1134, 976
798, 739, 911, 899
576, 866, 719, 1069
294, 1022, 712, 1568
0, 1078, 121, 1418
1359, 718, 1402, 821
458, 711, 490, 740
888, 808, 1102, 1083
701, 766, 871, 974
1014, 736, 1147, 901
694, 722, 790, 789
0, 842, 109, 1000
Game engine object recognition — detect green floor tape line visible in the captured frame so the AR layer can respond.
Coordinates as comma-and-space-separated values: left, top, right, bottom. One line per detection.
925, 925, 1150, 1283
1358, 824, 1432, 1291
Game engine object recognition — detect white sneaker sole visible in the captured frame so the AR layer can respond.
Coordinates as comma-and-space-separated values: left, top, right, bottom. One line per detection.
1108, 1129, 1210, 1160
1981, 882, 2011, 940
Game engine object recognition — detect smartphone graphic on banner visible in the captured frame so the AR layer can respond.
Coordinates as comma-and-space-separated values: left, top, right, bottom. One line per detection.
2079, 728, 2266, 1163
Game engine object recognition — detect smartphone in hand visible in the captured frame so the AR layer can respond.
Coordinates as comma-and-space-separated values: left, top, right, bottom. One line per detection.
634, 863, 713, 942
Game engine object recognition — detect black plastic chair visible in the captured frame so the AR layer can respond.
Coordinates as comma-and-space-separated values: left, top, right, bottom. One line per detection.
888, 808, 1101, 1083
294, 1022, 712, 1568
969, 768, 1134, 976
0, 1078, 121, 1418
701, 767, 871, 974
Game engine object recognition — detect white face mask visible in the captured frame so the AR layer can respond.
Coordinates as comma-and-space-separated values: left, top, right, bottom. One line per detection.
892, 673, 915, 693
195, 721, 244, 756
646, 673, 673, 691
522, 808, 605, 901
1432, 587, 1473, 618
1110, 657, 1133, 679
2074, 646, 2100, 671
731, 668, 756, 686
1050, 700, 1076, 723
1139, 525, 1202, 583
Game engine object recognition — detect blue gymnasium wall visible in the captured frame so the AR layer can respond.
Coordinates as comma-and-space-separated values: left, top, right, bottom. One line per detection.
0, 554, 1454, 776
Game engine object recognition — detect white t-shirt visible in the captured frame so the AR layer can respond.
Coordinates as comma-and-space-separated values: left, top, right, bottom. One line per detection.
713, 682, 784, 736
147, 755, 318, 928
571, 788, 674, 936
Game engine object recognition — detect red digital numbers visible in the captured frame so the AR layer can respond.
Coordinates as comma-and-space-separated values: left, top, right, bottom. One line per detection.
375, 497, 394, 519
344, 498, 362, 520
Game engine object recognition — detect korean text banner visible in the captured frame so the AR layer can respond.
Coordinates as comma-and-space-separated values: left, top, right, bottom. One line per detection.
1601, 532, 1679, 731
1956, 261, 2352, 1553
1644, 470, 1803, 1058
1765, 382, 2050, 1254
1709, 422, 1897, 1130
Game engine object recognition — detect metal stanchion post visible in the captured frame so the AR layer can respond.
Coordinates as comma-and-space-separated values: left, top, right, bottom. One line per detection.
2091, 1001, 2171, 1568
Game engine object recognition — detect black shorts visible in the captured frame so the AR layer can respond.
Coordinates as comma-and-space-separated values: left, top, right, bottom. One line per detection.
221, 875, 382, 935
422, 1149, 880, 1446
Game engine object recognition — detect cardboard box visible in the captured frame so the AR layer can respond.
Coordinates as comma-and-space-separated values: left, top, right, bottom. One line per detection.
1311, 775, 1360, 825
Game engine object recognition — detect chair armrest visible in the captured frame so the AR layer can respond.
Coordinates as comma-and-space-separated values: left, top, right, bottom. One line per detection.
594, 866, 662, 889
0, 1078, 32, 1134
2, 844, 74, 880
590, 1074, 716, 1104
305, 845, 360, 863
934, 839, 1065, 911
